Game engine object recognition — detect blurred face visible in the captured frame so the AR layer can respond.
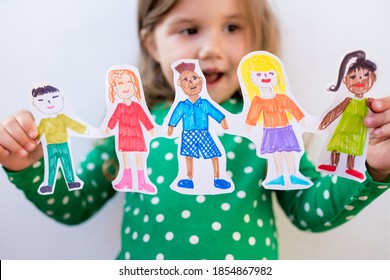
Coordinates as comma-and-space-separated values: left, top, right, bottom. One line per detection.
115, 74, 136, 100
33, 91, 64, 114
146, 0, 253, 103
343, 68, 376, 97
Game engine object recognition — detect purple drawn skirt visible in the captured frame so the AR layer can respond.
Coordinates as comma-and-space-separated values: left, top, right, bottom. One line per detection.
260, 125, 301, 154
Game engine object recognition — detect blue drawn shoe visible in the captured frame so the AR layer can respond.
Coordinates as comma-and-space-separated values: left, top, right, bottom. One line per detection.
214, 179, 231, 189
178, 179, 194, 189
68, 181, 82, 190
39, 185, 53, 194
289, 175, 311, 186
265, 175, 285, 186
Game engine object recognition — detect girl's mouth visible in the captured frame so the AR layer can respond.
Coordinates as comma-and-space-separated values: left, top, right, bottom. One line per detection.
203, 72, 223, 85
262, 78, 271, 83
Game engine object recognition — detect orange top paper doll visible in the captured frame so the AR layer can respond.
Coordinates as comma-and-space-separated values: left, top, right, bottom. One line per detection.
238, 51, 312, 190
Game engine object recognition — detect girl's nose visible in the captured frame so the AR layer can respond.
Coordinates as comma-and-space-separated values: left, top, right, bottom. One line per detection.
197, 30, 223, 60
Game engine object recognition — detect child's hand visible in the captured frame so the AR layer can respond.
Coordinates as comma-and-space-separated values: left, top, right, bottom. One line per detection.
0, 110, 43, 171
365, 96, 390, 181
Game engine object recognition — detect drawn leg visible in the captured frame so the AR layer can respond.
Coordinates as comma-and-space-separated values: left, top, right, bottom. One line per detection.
318, 150, 339, 172
266, 152, 285, 186
178, 156, 194, 189
285, 152, 310, 186
114, 152, 132, 190
135, 153, 156, 193
38, 145, 58, 194
212, 157, 231, 189
345, 154, 364, 180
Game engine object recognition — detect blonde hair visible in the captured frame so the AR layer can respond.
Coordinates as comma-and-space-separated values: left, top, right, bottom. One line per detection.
137, 0, 281, 108
239, 52, 286, 101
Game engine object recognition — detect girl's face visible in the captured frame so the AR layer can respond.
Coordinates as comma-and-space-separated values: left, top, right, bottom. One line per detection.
146, 0, 253, 103
115, 74, 136, 100
343, 68, 376, 96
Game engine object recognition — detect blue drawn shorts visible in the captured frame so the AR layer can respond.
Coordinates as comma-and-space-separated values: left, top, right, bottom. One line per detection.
180, 129, 222, 159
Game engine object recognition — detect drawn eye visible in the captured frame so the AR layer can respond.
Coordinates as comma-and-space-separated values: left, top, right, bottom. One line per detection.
364, 72, 370, 77
183, 77, 188, 82
269, 72, 275, 76
349, 75, 357, 80
38, 99, 43, 102
52, 95, 59, 99
256, 73, 262, 77
193, 76, 197, 80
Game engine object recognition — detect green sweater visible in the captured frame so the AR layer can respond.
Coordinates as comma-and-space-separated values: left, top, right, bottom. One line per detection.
5, 99, 390, 260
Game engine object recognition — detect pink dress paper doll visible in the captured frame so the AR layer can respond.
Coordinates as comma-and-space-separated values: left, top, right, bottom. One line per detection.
317, 50, 376, 182
104, 66, 157, 194
238, 51, 312, 190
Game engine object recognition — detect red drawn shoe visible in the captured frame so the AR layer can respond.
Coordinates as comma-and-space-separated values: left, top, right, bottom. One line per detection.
345, 169, 365, 180
317, 164, 337, 172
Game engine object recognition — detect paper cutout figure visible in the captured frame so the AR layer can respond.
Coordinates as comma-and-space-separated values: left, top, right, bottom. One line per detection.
30, 83, 100, 195
238, 51, 313, 190
102, 65, 157, 194
165, 59, 234, 195
316, 50, 377, 182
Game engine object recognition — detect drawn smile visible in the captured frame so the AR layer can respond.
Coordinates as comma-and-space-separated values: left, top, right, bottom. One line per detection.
354, 83, 366, 88
262, 78, 271, 83
47, 105, 55, 109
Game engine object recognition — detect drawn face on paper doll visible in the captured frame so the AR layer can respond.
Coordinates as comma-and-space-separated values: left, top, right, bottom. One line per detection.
114, 74, 137, 100
108, 69, 141, 103
175, 62, 204, 97
343, 67, 376, 95
250, 70, 278, 88
32, 85, 64, 115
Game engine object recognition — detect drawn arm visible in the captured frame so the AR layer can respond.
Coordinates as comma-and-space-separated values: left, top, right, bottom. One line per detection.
319, 97, 352, 130
61, 114, 87, 134
246, 96, 262, 126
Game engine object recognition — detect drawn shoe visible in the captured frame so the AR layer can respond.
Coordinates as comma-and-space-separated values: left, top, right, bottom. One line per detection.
39, 185, 53, 194
178, 179, 194, 189
114, 169, 132, 190
317, 164, 337, 172
345, 169, 365, 180
290, 175, 311, 186
265, 175, 285, 186
137, 170, 156, 194
68, 182, 82, 190
214, 179, 231, 189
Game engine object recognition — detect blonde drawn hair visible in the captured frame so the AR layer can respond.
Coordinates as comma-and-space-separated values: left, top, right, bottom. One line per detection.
108, 69, 141, 103
137, 0, 281, 107
239, 52, 286, 101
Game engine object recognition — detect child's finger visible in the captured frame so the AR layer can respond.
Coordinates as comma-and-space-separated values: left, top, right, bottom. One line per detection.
0, 126, 28, 158
1, 115, 36, 156
15, 110, 38, 139
370, 96, 390, 113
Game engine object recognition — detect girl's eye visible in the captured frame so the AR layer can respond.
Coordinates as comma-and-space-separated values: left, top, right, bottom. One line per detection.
349, 75, 357, 80
364, 72, 370, 77
256, 73, 262, 77
180, 27, 198, 35
225, 24, 240, 33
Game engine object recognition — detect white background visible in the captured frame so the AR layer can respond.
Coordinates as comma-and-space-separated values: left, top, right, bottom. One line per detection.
0, 0, 389, 259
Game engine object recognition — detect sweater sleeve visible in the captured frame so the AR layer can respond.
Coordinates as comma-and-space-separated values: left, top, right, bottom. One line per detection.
276, 153, 390, 232
3, 137, 118, 225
